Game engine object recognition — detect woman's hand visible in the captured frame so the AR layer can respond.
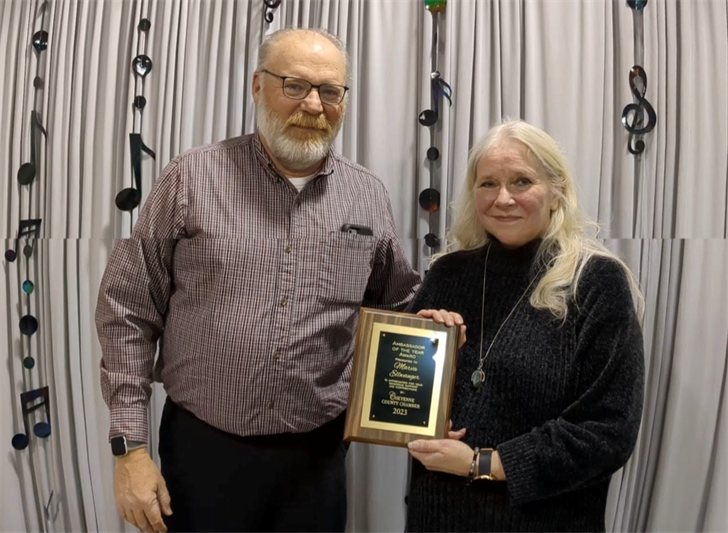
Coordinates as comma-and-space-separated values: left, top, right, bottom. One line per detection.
416, 309, 467, 349
407, 422, 472, 477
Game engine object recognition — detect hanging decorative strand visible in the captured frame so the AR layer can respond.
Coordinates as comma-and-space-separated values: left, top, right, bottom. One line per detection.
622, 0, 657, 155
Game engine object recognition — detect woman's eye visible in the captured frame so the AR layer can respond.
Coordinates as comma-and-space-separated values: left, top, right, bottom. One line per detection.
479, 181, 496, 188
516, 177, 533, 186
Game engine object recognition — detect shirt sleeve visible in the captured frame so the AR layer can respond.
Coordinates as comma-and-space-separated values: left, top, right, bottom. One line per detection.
496, 258, 645, 505
95, 158, 186, 443
363, 195, 421, 311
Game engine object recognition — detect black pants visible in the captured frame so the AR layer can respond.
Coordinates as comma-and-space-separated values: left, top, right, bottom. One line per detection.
159, 398, 348, 532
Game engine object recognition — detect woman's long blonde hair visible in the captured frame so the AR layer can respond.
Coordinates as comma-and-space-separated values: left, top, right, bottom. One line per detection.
441, 119, 644, 321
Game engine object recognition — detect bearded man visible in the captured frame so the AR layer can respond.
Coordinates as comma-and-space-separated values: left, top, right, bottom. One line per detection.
96, 28, 420, 533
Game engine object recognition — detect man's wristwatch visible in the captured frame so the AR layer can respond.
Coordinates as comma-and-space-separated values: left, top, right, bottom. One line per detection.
110, 436, 145, 457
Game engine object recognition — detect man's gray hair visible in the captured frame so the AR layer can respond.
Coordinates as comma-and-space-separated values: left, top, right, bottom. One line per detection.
257, 28, 351, 82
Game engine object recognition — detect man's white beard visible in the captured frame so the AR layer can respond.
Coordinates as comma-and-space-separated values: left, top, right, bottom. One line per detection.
257, 100, 342, 173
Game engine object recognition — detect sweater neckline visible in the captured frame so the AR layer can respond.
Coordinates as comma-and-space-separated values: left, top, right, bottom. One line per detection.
481, 238, 543, 276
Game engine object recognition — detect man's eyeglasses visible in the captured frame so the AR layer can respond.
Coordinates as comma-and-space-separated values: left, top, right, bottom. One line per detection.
260, 69, 349, 105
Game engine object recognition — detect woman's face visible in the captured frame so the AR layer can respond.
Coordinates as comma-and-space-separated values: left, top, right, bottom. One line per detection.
474, 141, 558, 248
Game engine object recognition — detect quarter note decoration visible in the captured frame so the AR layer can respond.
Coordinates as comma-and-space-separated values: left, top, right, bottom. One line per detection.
264, 0, 282, 23
621, 65, 657, 154
17, 112, 48, 186
11, 386, 52, 450
116, 134, 156, 211
5, 218, 42, 263
418, 72, 453, 127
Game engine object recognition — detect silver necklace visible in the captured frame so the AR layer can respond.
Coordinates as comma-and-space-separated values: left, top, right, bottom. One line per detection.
471, 244, 543, 389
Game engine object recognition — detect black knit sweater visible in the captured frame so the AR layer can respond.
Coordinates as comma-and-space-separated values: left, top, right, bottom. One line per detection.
405, 239, 645, 532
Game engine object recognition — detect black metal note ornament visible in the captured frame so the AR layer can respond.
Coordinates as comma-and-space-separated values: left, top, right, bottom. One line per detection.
264, 0, 282, 23
17, 112, 48, 186
621, 66, 657, 154
11, 387, 52, 450
419, 72, 453, 127
116, 134, 156, 211
5, 219, 42, 263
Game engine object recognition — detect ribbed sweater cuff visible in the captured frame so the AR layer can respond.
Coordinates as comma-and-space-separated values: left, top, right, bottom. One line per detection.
497, 432, 541, 505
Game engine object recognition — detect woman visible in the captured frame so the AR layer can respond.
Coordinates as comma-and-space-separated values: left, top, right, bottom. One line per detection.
405, 120, 645, 532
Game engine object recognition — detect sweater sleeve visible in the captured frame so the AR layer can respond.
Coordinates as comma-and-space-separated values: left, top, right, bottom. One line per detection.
496, 258, 645, 505
404, 255, 449, 314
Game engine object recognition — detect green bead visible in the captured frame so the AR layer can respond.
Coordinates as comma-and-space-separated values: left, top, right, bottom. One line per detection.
425, 0, 447, 13
23, 357, 35, 369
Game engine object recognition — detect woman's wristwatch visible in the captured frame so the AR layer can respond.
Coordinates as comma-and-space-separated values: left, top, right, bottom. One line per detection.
468, 447, 497, 482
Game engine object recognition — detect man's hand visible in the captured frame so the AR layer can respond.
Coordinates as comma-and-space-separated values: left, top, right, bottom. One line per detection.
407, 421, 472, 476
114, 448, 172, 533
416, 309, 467, 349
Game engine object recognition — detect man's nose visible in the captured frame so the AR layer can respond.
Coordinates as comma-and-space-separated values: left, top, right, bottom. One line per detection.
299, 88, 325, 114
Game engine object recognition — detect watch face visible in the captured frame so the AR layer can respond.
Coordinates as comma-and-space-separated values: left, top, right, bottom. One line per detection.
111, 436, 127, 456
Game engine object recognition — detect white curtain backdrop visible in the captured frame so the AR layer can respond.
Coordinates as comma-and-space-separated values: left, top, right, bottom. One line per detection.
2, 1, 727, 532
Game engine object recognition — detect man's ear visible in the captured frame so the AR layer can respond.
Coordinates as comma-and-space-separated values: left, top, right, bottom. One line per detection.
252, 72, 262, 105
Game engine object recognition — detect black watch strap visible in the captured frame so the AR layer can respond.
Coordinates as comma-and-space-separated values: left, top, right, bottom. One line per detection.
478, 449, 493, 477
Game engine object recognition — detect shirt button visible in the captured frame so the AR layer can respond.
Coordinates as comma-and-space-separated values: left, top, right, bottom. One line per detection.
281, 298, 288, 307
273, 352, 281, 361
268, 401, 275, 409
285, 245, 292, 253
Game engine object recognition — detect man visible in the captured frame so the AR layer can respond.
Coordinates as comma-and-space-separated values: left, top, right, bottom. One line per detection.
96, 28, 420, 533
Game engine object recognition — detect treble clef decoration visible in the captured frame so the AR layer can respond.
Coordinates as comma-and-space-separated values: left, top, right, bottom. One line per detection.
264, 0, 282, 23
621, 66, 656, 155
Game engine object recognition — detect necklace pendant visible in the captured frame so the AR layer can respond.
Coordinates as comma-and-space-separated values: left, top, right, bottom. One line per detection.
471, 368, 485, 389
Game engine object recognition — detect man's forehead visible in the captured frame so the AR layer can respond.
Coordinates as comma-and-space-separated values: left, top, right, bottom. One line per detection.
268, 35, 346, 79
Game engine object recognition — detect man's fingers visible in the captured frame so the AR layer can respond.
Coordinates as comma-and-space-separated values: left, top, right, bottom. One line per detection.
158, 476, 173, 516
132, 507, 154, 533
145, 501, 168, 533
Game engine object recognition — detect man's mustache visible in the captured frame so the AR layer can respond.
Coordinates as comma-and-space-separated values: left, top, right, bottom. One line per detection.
285, 112, 331, 132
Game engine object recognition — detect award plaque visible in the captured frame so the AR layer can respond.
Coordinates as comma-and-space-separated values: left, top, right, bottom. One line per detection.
344, 308, 460, 447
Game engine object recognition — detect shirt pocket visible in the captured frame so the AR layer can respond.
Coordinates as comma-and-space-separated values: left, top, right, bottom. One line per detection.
318, 232, 376, 305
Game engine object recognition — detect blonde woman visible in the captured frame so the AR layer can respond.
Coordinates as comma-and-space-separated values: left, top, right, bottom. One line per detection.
406, 120, 645, 532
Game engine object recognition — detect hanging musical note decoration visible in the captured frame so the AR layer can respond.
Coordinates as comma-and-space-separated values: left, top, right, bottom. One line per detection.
5, 219, 42, 263
11, 387, 52, 451
116, 134, 156, 211
621, 66, 657, 154
17, 112, 48, 186
264, 0, 282, 23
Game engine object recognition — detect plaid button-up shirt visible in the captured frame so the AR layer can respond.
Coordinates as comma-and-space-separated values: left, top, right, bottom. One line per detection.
96, 133, 421, 442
